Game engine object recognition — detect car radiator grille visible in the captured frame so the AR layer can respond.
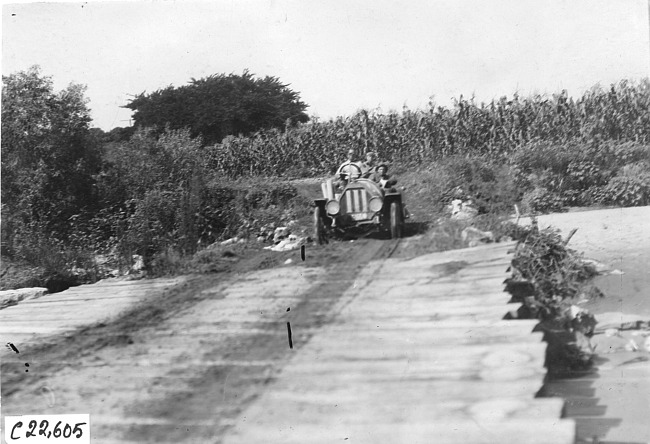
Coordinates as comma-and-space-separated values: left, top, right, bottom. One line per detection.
341, 189, 369, 214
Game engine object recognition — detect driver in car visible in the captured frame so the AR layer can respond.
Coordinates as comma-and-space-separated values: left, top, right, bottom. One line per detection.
334, 149, 362, 189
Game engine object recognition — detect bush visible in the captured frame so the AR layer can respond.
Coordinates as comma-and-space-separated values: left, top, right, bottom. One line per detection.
149, 247, 186, 276
97, 175, 308, 273
123, 190, 180, 266
507, 223, 600, 371
6, 223, 99, 289
511, 226, 597, 316
400, 155, 520, 217
601, 162, 650, 206
511, 140, 650, 211
609, 141, 650, 164
521, 187, 566, 214
2, 66, 101, 243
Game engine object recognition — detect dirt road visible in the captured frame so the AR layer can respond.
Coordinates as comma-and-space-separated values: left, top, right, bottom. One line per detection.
3, 207, 648, 443
1, 232, 575, 443
1, 238, 407, 443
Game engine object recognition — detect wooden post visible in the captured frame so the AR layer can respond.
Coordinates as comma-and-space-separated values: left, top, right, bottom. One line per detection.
563, 228, 578, 246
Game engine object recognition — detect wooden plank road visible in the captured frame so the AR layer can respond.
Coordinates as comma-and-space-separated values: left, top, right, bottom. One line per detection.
223, 242, 576, 444
0, 277, 185, 351
1, 242, 575, 443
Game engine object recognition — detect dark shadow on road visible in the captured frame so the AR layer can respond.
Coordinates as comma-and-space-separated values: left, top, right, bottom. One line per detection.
361, 221, 431, 241
538, 359, 624, 444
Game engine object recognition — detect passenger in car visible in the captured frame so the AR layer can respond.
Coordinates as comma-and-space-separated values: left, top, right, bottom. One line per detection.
341, 148, 356, 168
360, 151, 377, 178
371, 163, 397, 189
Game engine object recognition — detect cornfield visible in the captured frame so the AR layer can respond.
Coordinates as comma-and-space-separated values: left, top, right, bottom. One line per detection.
205, 79, 650, 178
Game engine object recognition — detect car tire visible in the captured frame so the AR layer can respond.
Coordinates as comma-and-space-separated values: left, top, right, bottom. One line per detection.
390, 201, 402, 239
314, 206, 327, 245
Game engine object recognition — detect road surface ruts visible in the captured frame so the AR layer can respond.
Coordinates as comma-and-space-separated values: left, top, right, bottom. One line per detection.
1, 238, 401, 443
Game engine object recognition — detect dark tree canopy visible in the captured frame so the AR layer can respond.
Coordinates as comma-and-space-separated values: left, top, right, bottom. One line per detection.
124, 71, 310, 145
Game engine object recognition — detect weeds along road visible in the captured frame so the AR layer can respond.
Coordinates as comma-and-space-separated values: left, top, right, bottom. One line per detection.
525, 206, 650, 443
1, 237, 405, 443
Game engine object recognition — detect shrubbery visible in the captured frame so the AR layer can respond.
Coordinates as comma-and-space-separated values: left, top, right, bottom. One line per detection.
3, 67, 649, 285
600, 162, 650, 206
1, 117, 309, 281
73, 130, 310, 274
506, 223, 600, 371
512, 141, 650, 212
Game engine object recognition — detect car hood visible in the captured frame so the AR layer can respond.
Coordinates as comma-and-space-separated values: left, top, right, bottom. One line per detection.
344, 178, 384, 199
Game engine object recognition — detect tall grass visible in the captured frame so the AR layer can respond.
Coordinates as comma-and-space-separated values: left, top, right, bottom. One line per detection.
206, 79, 650, 178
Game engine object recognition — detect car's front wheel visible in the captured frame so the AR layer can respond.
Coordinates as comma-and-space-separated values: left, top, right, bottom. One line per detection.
390, 202, 402, 239
313, 206, 327, 245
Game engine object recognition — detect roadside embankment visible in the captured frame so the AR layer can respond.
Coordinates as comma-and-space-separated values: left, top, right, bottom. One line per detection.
521, 206, 650, 443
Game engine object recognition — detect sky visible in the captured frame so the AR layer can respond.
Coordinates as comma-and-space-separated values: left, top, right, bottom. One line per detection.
2, 0, 649, 131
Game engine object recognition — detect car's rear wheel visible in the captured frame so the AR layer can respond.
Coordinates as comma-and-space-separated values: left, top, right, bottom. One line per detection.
314, 206, 327, 245
390, 201, 402, 239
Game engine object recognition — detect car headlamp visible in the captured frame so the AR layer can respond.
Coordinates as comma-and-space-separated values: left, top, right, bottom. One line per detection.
368, 197, 383, 212
326, 200, 340, 215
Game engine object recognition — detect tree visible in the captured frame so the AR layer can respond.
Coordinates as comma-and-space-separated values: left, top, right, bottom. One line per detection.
124, 70, 309, 145
1, 66, 100, 237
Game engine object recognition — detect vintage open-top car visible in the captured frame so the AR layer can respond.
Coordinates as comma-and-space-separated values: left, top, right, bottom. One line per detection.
313, 162, 406, 244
